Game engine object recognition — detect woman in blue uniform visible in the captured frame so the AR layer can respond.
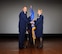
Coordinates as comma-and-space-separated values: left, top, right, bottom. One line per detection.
35, 9, 44, 48
19, 7, 29, 49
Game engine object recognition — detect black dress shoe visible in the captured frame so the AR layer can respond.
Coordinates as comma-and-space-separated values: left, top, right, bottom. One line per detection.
37, 44, 43, 48
19, 47, 24, 49
19, 46, 27, 49
23, 45, 27, 48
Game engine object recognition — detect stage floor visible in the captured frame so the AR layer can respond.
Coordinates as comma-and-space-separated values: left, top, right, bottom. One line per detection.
0, 38, 62, 54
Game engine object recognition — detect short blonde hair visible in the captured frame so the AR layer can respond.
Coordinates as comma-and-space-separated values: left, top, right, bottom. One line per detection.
38, 9, 43, 15
38, 9, 43, 12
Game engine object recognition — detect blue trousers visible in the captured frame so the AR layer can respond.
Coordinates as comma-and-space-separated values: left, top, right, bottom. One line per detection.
19, 31, 26, 48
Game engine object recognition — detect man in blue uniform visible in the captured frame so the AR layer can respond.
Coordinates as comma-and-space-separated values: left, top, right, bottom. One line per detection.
19, 7, 29, 49
35, 9, 44, 48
